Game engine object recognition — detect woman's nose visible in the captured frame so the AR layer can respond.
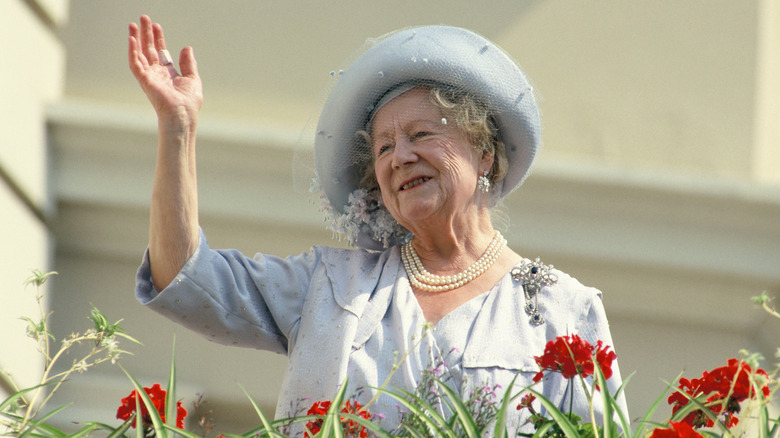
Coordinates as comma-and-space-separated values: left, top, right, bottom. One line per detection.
391, 137, 418, 168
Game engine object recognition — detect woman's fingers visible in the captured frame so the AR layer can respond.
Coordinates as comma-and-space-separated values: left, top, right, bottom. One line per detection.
153, 23, 167, 51
129, 16, 174, 66
127, 35, 140, 77
128, 21, 139, 43
128, 20, 150, 71
152, 22, 179, 76
127, 27, 148, 79
179, 47, 198, 79
139, 15, 159, 65
129, 16, 182, 79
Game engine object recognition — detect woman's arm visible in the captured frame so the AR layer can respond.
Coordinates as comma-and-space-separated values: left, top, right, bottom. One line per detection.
128, 16, 203, 290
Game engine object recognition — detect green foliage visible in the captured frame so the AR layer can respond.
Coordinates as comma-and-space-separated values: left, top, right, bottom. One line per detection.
89, 305, 125, 341
24, 270, 58, 289
1, 270, 139, 437
2, 271, 778, 438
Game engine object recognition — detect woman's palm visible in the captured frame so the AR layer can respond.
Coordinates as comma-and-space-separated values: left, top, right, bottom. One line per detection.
142, 61, 202, 117
128, 16, 202, 121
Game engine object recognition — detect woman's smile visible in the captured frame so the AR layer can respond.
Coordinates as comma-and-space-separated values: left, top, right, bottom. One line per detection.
400, 176, 432, 191
371, 88, 487, 231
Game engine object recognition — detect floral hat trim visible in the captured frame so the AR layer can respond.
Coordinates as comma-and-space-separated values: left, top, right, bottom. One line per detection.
311, 177, 411, 249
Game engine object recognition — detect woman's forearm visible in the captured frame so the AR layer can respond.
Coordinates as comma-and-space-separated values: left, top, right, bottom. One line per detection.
149, 113, 200, 290
127, 16, 204, 290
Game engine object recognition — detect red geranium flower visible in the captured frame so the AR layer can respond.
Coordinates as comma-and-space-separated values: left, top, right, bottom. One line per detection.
516, 393, 536, 412
304, 399, 371, 438
532, 334, 616, 384
649, 421, 705, 438
668, 358, 770, 429
116, 383, 187, 429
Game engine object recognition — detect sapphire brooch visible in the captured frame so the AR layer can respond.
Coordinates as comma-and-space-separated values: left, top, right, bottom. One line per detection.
511, 258, 558, 326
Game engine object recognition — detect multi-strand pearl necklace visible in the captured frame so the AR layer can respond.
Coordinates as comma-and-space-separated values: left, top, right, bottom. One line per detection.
401, 231, 507, 293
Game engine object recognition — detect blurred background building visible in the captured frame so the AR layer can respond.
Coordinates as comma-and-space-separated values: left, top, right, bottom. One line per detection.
2, 0, 779, 433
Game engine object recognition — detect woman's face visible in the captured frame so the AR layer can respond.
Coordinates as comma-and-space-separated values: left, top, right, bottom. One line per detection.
371, 88, 491, 231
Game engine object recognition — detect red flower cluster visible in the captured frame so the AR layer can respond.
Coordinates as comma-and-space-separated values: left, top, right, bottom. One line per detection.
532, 334, 616, 383
305, 400, 371, 438
668, 358, 771, 429
649, 421, 704, 438
516, 393, 536, 412
116, 383, 187, 429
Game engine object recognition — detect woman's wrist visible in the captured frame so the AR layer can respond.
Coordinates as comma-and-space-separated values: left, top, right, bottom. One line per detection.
158, 107, 198, 132
157, 111, 198, 153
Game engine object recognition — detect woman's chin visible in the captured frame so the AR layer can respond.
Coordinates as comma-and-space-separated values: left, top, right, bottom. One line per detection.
395, 203, 443, 229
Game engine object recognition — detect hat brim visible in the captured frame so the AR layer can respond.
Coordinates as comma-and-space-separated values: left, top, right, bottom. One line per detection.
314, 25, 540, 247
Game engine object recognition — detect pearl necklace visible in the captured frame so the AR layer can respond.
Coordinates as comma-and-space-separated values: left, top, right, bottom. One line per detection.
401, 231, 506, 293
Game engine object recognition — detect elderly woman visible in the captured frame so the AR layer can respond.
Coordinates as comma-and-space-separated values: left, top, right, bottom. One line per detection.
128, 16, 626, 433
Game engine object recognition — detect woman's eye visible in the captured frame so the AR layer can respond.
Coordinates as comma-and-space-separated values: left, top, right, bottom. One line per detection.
376, 144, 392, 156
412, 131, 431, 140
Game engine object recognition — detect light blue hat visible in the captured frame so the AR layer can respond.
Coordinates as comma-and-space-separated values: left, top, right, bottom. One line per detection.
313, 25, 540, 250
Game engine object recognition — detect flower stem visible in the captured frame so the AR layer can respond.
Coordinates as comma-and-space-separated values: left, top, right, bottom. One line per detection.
21, 282, 54, 427
568, 379, 574, 423
761, 301, 780, 320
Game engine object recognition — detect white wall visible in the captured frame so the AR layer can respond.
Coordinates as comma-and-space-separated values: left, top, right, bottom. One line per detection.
0, 0, 66, 398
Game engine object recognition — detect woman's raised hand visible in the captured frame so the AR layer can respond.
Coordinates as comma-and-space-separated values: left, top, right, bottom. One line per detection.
128, 15, 202, 123
129, 16, 202, 290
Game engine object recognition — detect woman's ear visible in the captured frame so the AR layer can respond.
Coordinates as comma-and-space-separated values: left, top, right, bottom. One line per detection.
480, 150, 494, 174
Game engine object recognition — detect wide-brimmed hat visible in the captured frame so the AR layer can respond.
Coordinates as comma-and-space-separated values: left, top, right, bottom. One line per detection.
312, 25, 541, 250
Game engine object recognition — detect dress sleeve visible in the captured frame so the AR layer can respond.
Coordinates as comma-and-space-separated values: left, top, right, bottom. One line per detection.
135, 228, 320, 355
560, 288, 630, 426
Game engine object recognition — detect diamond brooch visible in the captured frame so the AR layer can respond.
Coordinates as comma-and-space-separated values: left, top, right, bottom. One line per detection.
511, 258, 558, 326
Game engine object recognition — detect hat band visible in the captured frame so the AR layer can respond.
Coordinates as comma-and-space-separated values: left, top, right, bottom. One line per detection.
365, 83, 419, 131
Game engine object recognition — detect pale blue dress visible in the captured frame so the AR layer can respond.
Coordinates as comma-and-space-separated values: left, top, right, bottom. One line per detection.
135, 229, 627, 434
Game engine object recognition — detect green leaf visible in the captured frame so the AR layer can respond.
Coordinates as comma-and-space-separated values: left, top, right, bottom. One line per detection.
398, 423, 428, 438
66, 422, 100, 438
531, 421, 554, 437
120, 364, 168, 438
328, 410, 344, 438
135, 397, 144, 438
17, 403, 71, 438
82, 418, 134, 438
115, 331, 143, 346
0, 382, 53, 413
375, 386, 450, 437
668, 389, 734, 438
20, 317, 52, 341
339, 412, 395, 438
165, 338, 178, 430
24, 270, 57, 287
433, 378, 479, 438
318, 410, 334, 438
752, 292, 771, 305
632, 373, 682, 438
605, 371, 633, 437
0, 393, 68, 438
321, 380, 350, 438
163, 422, 204, 438
526, 387, 581, 438
493, 374, 532, 438
238, 383, 287, 438
748, 370, 776, 438
89, 304, 125, 339
605, 398, 630, 437
769, 418, 780, 438
592, 360, 613, 438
